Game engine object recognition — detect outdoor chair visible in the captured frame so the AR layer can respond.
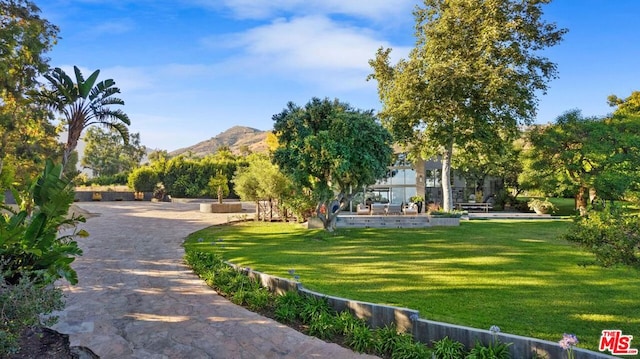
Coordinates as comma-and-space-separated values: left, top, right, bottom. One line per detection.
356, 204, 370, 215
386, 203, 403, 215
370, 203, 387, 215
403, 203, 418, 215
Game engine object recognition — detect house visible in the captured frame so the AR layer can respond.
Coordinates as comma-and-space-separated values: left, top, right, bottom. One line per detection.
352, 153, 501, 209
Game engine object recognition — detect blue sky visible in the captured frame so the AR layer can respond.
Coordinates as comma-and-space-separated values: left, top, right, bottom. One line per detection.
38, 1, 640, 152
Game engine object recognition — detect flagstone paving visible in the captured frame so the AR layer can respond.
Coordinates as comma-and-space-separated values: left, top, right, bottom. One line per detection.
52, 202, 377, 359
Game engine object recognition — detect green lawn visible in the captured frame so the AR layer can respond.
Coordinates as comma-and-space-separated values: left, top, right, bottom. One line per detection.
185, 220, 640, 352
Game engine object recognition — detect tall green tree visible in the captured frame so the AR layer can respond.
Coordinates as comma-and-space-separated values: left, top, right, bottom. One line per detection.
0, 0, 59, 182
608, 91, 640, 117
272, 97, 393, 231
81, 126, 146, 177
233, 154, 297, 221
38, 66, 131, 171
520, 109, 640, 214
369, 0, 566, 211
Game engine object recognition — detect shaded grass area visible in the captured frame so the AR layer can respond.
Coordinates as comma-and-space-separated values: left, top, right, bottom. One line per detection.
185, 220, 640, 352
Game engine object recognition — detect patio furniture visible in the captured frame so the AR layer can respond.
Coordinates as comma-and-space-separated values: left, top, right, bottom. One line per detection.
370, 203, 387, 215
403, 203, 418, 215
386, 203, 403, 215
356, 204, 370, 215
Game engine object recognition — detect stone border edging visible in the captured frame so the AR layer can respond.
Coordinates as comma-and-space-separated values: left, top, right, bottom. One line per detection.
226, 262, 617, 359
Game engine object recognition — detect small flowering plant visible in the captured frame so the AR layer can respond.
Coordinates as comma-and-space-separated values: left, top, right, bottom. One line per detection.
559, 333, 579, 359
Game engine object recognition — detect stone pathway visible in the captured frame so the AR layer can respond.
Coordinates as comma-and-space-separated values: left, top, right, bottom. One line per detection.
52, 202, 377, 359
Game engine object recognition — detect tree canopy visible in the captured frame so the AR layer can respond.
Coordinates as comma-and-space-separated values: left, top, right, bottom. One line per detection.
81, 126, 146, 178
369, 0, 566, 211
38, 66, 131, 170
520, 109, 640, 214
272, 97, 393, 231
0, 0, 60, 185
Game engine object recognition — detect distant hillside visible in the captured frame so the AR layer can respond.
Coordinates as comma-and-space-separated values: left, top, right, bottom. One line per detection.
169, 126, 270, 157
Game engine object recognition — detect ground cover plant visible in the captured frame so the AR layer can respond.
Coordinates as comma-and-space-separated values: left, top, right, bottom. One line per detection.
184, 220, 640, 353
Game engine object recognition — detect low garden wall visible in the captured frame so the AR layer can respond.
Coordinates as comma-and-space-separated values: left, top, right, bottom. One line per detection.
228, 263, 616, 359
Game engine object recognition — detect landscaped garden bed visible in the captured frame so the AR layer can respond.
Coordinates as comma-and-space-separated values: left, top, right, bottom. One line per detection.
184, 220, 640, 354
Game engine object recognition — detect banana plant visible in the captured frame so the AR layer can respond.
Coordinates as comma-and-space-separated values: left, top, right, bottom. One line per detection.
0, 160, 88, 285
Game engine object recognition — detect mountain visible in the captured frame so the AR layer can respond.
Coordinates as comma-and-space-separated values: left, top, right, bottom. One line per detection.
169, 126, 269, 157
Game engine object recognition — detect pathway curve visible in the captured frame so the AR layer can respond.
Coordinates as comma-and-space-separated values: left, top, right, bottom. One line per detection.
52, 202, 377, 359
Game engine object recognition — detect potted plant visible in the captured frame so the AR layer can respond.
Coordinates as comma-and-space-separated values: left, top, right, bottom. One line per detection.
527, 198, 557, 214
409, 195, 424, 213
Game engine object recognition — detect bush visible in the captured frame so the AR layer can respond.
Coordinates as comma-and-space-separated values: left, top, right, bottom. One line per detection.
432, 336, 466, 359
128, 167, 159, 192
374, 324, 409, 357
0, 271, 65, 355
90, 172, 129, 186
348, 322, 375, 353
563, 204, 640, 267
1, 160, 86, 285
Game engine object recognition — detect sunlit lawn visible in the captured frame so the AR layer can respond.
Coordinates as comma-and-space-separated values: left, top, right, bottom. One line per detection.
184, 220, 640, 352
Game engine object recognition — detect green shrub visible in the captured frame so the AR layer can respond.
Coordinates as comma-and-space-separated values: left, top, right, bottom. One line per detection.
300, 295, 333, 324
466, 339, 512, 359
246, 287, 273, 311
90, 172, 129, 186
128, 167, 159, 192
274, 291, 304, 323
391, 339, 432, 359
429, 210, 463, 218
432, 336, 466, 359
308, 312, 338, 340
563, 204, 640, 267
348, 322, 375, 353
1, 160, 86, 285
335, 311, 364, 337
374, 323, 410, 357
0, 270, 65, 355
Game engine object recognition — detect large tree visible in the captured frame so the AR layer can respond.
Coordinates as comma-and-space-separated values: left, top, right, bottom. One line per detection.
272, 97, 394, 231
81, 126, 146, 177
520, 109, 640, 214
0, 0, 60, 182
369, 0, 566, 211
38, 66, 131, 171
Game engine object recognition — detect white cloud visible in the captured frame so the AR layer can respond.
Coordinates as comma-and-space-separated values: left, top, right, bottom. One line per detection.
207, 15, 411, 90
192, 0, 417, 21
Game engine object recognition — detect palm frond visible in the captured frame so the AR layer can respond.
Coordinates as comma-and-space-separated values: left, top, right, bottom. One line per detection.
79, 67, 101, 98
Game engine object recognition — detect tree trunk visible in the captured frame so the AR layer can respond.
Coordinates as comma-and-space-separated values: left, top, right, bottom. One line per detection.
217, 186, 223, 204
441, 144, 454, 212
576, 186, 588, 216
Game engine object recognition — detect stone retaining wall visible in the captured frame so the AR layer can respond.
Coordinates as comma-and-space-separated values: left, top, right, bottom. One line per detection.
227, 263, 616, 359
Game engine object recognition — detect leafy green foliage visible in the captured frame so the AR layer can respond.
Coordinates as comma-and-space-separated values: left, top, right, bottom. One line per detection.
0, 270, 65, 356
563, 205, 640, 267
208, 173, 229, 203
38, 65, 131, 170
347, 322, 375, 353
272, 97, 393, 230
432, 336, 466, 359
369, 0, 565, 211
128, 166, 160, 192
299, 295, 333, 324
466, 339, 512, 359
163, 154, 245, 198
521, 109, 640, 212
273, 290, 304, 323
308, 312, 338, 340
0, 160, 86, 285
82, 127, 146, 177
0, 0, 60, 186
245, 287, 273, 312
391, 339, 432, 359
374, 324, 408, 357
